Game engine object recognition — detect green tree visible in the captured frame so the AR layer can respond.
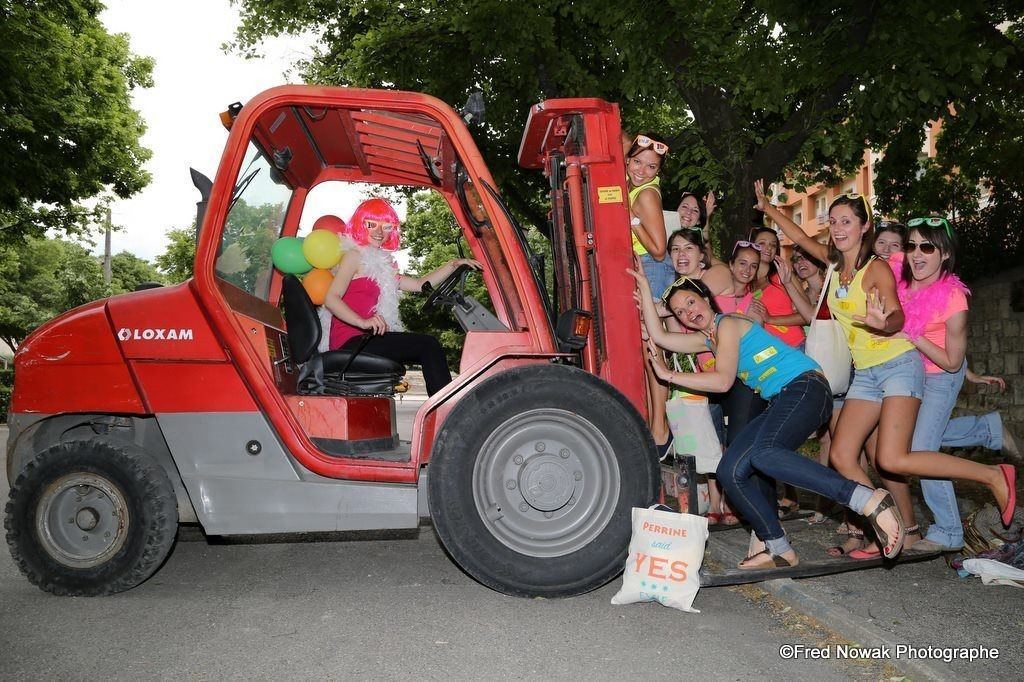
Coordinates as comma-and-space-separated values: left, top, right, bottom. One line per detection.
399, 191, 492, 366
232, 1, 1024, 249
110, 251, 165, 293
0, 1, 153, 240
0, 237, 111, 349
156, 224, 198, 283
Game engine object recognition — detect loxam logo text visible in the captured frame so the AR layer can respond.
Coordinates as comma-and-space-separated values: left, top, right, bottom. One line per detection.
117, 328, 194, 341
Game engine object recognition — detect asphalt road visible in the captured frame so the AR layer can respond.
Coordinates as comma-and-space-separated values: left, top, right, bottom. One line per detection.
1, 410, 886, 680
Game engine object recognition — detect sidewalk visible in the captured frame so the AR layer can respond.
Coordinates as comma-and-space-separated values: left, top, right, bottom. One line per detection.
704, 515, 1021, 679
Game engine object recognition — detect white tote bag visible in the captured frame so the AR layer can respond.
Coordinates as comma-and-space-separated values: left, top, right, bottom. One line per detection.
805, 263, 852, 395
665, 355, 722, 475
611, 506, 708, 613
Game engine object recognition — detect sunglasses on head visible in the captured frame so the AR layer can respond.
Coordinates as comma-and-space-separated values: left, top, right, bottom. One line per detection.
633, 135, 669, 155
661, 275, 700, 303
731, 240, 763, 257
831, 191, 873, 221
908, 216, 953, 238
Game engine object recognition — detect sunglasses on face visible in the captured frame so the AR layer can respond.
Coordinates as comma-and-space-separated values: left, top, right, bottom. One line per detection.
633, 135, 669, 155
365, 219, 397, 233
908, 216, 953, 237
906, 241, 939, 255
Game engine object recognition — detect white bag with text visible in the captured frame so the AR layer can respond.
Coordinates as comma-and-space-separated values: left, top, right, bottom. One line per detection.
611, 506, 709, 613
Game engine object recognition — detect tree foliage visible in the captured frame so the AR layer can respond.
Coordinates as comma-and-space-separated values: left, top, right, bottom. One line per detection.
0, 237, 111, 349
232, 0, 1024, 253
398, 191, 492, 366
0, 1, 153, 240
156, 224, 198, 283
110, 251, 165, 293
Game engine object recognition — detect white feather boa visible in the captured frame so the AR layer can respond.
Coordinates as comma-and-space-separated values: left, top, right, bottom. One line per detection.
316, 239, 404, 353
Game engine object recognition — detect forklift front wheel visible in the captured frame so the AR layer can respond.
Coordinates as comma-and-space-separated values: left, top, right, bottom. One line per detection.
5, 439, 178, 596
428, 365, 658, 597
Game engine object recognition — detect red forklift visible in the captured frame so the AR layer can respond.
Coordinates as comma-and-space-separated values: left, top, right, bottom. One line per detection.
5, 86, 664, 597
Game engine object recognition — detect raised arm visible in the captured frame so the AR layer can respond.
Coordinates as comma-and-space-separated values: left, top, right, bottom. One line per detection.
647, 316, 740, 394
754, 179, 829, 263
774, 256, 815, 323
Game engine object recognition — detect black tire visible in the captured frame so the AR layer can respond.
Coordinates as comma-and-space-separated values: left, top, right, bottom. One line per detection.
5, 439, 178, 596
428, 364, 658, 597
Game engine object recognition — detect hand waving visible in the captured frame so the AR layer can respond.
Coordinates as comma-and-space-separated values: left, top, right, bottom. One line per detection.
852, 289, 893, 332
774, 255, 793, 284
704, 191, 717, 219
753, 179, 768, 212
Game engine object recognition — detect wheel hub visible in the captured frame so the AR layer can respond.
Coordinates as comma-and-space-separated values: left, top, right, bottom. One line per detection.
36, 474, 130, 569
518, 457, 574, 512
473, 408, 620, 558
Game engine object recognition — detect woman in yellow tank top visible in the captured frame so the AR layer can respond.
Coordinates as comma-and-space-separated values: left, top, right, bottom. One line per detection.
625, 132, 673, 455
757, 182, 1016, 557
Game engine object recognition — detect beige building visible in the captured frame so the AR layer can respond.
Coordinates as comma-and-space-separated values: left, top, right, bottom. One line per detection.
767, 122, 942, 245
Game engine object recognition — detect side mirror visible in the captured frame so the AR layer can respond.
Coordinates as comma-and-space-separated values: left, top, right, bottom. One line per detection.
190, 167, 213, 239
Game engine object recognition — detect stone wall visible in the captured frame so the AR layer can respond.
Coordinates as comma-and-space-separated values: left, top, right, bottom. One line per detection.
956, 265, 1024, 432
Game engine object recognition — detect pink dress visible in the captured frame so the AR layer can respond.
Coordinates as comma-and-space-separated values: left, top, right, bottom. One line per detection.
329, 277, 380, 349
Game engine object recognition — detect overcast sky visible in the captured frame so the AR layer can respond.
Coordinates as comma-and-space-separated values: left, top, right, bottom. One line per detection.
99, 0, 312, 261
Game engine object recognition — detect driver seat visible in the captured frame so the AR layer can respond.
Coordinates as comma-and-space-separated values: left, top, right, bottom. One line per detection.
281, 275, 405, 396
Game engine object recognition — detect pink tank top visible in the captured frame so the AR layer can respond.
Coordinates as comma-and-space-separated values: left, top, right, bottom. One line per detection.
714, 290, 753, 315
329, 277, 380, 349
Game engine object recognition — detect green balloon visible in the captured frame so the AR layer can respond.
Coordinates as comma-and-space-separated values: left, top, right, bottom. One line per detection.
271, 237, 312, 274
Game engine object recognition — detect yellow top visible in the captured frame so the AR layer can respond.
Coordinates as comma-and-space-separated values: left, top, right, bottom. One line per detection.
628, 177, 661, 255
826, 258, 914, 369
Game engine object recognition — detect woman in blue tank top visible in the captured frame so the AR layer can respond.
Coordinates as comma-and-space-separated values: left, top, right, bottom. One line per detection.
631, 269, 909, 567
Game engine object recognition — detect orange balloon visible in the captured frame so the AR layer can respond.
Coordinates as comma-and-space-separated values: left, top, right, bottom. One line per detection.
313, 214, 347, 234
302, 268, 334, 305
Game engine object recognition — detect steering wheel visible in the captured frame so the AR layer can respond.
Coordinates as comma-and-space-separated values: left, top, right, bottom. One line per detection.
422, 264, 473, 312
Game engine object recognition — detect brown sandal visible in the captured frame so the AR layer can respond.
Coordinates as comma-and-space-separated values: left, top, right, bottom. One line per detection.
738, 549, 799, 570
863, 489, 906, 559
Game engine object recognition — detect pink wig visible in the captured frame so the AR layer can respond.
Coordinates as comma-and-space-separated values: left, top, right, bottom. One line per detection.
349, 198, 401, 250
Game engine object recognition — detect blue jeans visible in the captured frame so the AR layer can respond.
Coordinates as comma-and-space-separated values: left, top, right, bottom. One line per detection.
914, 362, 1003, 547
639, 252, 675, 303
718, 371, 858, 542
943, 412, 1002, 450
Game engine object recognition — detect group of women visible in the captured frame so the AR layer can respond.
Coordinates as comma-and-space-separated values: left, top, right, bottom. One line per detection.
625, 132, 1018, 569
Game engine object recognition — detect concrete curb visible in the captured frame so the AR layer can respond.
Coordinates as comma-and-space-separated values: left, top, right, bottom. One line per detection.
708, 535, 956, 680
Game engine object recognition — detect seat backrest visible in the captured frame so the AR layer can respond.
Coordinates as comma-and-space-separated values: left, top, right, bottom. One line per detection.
281, 274, 321, 365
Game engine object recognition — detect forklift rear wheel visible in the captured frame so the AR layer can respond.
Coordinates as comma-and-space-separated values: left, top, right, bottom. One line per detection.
5, 439, 178, 596
428, 365, 658, 597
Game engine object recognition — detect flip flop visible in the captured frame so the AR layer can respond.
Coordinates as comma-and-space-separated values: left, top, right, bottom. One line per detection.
998, 464, 1017, 528
738, 549, 798, 570
847, 545, 881, 561
777, 500, 800, 518
863, 489, 905, 559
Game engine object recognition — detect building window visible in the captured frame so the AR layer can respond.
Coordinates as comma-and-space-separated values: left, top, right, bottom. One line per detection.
793, 210, 803, 226
815, 195, 827, 223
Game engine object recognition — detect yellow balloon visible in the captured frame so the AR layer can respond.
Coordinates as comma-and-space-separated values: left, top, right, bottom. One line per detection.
301, 229, 344, 269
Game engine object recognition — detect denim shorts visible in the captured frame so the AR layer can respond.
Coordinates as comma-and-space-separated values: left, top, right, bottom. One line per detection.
845, 350, 924, 403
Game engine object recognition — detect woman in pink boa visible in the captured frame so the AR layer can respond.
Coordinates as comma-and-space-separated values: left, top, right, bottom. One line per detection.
883, 217, 1018, 546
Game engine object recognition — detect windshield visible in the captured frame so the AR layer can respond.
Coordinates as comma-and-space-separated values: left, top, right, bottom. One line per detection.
216, 142, 293, 298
